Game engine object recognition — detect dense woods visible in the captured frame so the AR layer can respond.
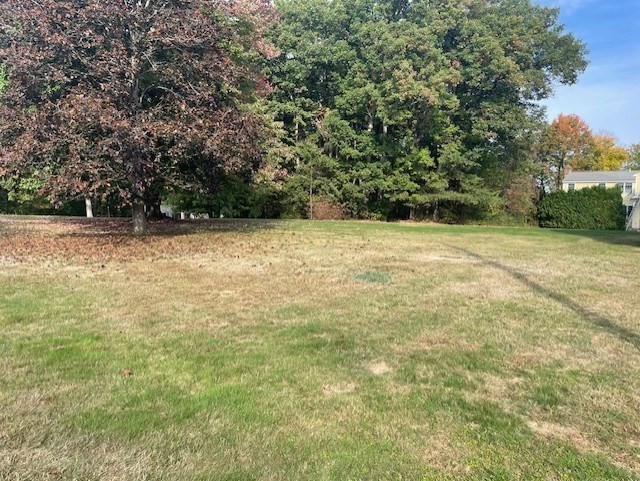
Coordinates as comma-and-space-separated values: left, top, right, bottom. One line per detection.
0, 0, 635, 229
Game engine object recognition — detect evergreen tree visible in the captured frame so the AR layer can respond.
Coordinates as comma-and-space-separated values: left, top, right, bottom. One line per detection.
266, 0, 587, 220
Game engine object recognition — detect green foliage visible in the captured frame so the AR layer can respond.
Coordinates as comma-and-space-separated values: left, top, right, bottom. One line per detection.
0, 185, 8, 212
500, 172, 539, 225
538, 187, 626, 230
626, 143, 640, 170
0, 64, 7, 93
166, 174, 286, 219
0, 177, 85, 215
0, 177, 51, 214
266, 0, 587, 221
0, 1, 589, 224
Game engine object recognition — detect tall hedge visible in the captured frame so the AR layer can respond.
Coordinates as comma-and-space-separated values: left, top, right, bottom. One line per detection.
538, 187, 626, 230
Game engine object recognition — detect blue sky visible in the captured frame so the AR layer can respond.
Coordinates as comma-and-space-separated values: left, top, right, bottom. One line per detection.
537, 0, 640, 146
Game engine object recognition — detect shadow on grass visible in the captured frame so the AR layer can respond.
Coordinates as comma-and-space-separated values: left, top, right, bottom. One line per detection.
554, 229, 640, 248
449, 245, 640, 352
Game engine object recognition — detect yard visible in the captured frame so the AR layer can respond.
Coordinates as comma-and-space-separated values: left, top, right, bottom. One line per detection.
1, 216, 639, 480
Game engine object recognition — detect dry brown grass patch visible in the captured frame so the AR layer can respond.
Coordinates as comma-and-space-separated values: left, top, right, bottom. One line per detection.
527, 420, 596, 453
322, 382, 357, 396
368, 361, 392, 375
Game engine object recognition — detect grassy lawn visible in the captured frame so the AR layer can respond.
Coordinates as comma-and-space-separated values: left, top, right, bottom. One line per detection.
1, 216, 640, 480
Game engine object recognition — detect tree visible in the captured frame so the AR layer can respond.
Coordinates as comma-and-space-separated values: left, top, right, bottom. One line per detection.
267, 0, 588, 220
626, 143, 640, 170
539, 114, 594, 189
573, 133, 629, 171
0, 0, 275, 234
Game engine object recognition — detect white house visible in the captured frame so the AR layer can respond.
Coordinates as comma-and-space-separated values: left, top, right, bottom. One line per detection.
562, 170, 640, 230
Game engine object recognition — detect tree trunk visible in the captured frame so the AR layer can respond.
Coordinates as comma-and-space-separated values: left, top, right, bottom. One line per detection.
132, 200, 147, 235
147, 201, 162, 219
85, 198, 94, 218
0, 188, 8, 213
309, 167, 314, 220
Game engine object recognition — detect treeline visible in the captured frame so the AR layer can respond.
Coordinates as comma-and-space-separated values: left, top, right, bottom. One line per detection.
0, 0, 635, 229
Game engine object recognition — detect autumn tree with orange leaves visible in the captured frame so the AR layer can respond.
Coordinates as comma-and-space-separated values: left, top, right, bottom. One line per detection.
538, 114, 594, 189
538, 114, 631, 190
0, 0, 276, 233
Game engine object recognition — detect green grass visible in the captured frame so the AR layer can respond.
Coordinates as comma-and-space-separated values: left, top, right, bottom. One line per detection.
1, 217, 640, 480
354, 270, 391, 283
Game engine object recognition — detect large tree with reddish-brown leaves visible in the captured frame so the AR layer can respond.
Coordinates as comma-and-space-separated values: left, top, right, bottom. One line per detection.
0, 0, 276, 233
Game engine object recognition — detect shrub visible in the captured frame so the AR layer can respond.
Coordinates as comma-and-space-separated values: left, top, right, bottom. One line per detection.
308, 199, 347, 220
538, 187, 626, 230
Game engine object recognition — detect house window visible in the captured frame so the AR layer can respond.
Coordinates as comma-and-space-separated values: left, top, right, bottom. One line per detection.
598, 183, 606, 188
618, 183, 633, 194
568, 183, 575, 191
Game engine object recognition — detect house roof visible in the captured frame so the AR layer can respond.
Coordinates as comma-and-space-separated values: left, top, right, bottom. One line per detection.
563, 171, 640, 183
